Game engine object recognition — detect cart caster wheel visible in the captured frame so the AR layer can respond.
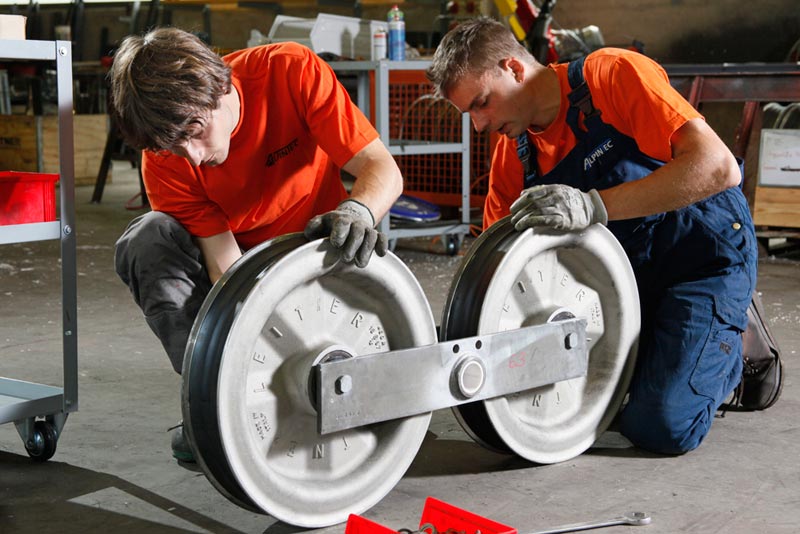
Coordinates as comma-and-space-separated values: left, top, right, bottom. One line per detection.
26, 420, 57, 462
446, 236, 460, 256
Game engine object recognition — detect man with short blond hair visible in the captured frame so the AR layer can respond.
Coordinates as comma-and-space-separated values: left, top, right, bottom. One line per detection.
428, 17, 765, 455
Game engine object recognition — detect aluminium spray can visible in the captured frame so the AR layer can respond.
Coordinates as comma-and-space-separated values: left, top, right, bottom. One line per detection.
387, 5, 405, 61
373, 29, 387, 60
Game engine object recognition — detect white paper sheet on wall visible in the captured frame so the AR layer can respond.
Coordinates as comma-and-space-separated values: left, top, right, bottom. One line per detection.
759, 129, 800, 187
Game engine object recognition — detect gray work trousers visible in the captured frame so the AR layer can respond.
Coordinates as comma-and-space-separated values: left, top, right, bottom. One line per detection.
114, 211, 213, 374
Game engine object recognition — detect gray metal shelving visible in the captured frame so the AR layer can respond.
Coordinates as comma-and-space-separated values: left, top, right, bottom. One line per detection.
329, 60, 472, 251
0, 39, 77, 461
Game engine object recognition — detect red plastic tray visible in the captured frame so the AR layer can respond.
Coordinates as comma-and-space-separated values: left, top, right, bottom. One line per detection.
0, 171, 59, 225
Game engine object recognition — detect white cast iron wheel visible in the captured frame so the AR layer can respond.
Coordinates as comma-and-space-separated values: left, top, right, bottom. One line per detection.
441, 218, 640, 464
182, 234, 437, 527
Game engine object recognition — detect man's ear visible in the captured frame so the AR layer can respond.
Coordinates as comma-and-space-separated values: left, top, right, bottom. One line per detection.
500, 57, 525, 82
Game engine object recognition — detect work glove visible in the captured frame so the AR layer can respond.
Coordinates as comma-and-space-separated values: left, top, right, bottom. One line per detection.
510, 184, 608, 232
304, 199, 388, 268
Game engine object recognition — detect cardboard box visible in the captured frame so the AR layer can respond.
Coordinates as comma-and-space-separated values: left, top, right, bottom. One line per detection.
0, 15, 26, 40
753, 128, 800, 228
0, 114, 110, 186
754, 187, 800, 228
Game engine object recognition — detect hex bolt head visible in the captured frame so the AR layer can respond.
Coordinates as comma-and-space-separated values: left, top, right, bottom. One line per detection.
335, 375, 352, 395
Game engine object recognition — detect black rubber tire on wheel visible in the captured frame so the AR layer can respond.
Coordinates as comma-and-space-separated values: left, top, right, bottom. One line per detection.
26, 420, 57, 462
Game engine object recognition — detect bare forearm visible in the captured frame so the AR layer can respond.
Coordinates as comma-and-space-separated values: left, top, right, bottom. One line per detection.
342, 138, 403, 222
600, 119, 740, 220
197, 231, 242, 284
600, 156, 734, 219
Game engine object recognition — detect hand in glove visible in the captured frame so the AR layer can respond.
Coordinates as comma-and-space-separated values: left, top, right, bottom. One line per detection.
304, 199, 388, 268
510, 184, 608, 232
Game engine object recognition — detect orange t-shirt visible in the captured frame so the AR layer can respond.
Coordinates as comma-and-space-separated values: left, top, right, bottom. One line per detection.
483, 48, 702, 228
142, 42, 378, 250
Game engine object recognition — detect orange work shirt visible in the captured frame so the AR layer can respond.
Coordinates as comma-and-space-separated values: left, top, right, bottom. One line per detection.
484, 48, 702, 228
142, 42, 378, 250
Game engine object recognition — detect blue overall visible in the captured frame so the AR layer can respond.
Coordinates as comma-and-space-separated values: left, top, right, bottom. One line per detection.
516, 57, 758, 454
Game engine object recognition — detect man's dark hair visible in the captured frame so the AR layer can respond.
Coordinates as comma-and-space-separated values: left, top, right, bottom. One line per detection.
110, 27, 232, 151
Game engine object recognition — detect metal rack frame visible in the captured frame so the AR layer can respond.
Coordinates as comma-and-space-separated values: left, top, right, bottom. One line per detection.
329, 60, 473, 250
0, 39, 78, 460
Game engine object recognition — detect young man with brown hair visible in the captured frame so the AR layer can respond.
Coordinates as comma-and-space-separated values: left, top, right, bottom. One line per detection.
111, 28, 402, 461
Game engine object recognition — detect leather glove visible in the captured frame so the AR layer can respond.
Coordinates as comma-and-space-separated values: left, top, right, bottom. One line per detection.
304, 199, 388, 268
510, 184, 608, 232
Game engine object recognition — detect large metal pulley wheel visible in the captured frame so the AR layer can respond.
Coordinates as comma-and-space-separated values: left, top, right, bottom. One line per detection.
441, 218, 640, 464
181, 234, 437, 528
181, 221, 640, 527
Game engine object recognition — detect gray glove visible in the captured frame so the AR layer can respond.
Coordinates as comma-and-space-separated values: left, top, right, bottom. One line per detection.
510, 184, 608, 231
304, 199, 388, 268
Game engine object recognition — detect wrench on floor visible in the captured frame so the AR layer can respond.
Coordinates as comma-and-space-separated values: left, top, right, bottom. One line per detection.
526, 511, 651, 534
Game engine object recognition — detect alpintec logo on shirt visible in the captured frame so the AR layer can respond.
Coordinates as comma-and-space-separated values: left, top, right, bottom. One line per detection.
265, 138, 299, 167
583, 138, 614, 171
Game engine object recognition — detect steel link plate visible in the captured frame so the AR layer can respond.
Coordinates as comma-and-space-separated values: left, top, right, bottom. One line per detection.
182, 235, 436, 527
441, 219, 640, 464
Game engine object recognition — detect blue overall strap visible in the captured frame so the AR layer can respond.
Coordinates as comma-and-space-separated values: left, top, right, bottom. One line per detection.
516, 131, 537, 186
517, 56, 594, 185
565, 56, 600, 139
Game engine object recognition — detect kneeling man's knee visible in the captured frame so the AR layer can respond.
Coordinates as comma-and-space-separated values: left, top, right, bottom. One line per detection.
619, 400, 714, 455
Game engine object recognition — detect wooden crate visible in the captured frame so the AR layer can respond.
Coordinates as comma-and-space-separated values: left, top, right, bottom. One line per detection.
752, 128, 800, 229
0, 114, 109, 186
754, 186, 800, 228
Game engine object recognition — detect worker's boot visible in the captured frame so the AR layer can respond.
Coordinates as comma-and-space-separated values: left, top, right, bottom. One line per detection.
169, 422, 196, 463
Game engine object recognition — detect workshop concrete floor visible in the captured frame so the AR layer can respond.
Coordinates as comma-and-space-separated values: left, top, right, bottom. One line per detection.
1, 165, 798, 534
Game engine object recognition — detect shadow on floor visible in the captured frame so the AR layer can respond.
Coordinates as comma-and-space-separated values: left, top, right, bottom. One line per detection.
406, 430, 662, 480
0, 451, 244, 533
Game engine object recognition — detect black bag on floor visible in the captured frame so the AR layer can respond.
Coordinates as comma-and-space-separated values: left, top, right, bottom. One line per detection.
727, 290, 784, 411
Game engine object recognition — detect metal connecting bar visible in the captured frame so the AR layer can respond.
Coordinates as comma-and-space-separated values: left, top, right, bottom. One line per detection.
316, 318, 588, 434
